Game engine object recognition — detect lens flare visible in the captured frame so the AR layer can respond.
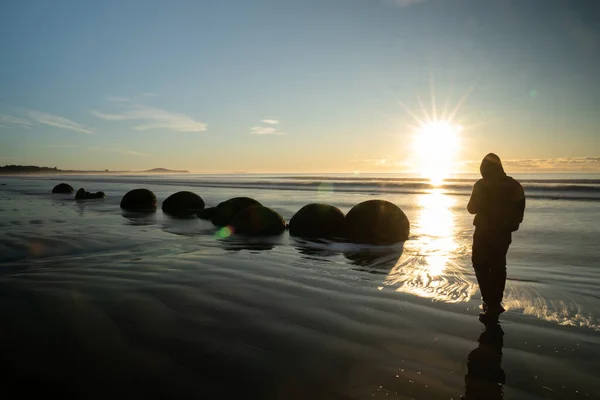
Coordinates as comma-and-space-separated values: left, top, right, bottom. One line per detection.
215, 226, 234, 239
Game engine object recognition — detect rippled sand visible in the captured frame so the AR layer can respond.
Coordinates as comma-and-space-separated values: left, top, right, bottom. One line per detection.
1, 176, 599, 399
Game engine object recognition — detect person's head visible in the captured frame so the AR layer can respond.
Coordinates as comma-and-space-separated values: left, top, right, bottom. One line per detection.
480, 153, 506, 180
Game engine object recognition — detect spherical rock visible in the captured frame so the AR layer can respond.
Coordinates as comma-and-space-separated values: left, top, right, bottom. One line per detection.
162, 191, 205, 216
52, 183, 74, 194
120, 188, 157, 211
289, 203, 345, 239
75, 188, 86, 199
229, 206, 286, 236
344, 200, 410, 245
209, 197, 262, 226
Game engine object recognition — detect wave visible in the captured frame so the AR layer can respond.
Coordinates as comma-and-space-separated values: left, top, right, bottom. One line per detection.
7, 175, 600, 201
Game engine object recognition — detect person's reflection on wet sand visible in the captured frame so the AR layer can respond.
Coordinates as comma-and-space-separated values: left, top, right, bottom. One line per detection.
463, 324, 505, 400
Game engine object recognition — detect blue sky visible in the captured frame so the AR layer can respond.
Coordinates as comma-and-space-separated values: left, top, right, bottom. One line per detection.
0, 0, 599, 173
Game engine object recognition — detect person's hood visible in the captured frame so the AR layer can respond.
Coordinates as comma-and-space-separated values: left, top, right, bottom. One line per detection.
480, 153, 506, 180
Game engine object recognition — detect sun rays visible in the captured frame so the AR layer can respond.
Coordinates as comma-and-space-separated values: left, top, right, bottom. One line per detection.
393, 77, 475, 185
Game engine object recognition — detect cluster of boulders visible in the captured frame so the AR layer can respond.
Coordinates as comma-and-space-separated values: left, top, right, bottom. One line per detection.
52, 183, 105, 200
122, 189, 410, 244
52, 183, 410, 244
76, 188, 106, 200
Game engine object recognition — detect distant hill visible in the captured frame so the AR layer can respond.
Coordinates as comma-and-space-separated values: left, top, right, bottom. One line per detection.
0, 165, 189, 174
143, 168, 189, 173
0, 165, 61, 174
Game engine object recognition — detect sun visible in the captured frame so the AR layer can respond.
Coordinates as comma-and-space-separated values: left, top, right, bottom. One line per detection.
412, 120, 461, 186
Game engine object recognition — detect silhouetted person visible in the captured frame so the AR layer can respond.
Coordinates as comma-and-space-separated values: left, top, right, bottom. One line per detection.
468, 153, 525, 324
463, 324, 505, 399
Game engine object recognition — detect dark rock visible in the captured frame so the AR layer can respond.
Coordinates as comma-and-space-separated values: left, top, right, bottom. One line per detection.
198, 207, 216, 220
229, 206, 286, 236
162, 191, 205, 216
209, 197, 262, 226
52, 183, 74, 194
344, 200, 410, 245
76, 188, 106, 200
86, 191, 105, 199
289, 203, 345, 239
120, 189, 157, 211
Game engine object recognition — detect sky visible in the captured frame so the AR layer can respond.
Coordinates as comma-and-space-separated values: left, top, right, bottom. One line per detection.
0, 0, 599, 173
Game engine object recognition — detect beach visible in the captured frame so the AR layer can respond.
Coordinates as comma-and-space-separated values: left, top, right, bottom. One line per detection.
1, 174, 599, 399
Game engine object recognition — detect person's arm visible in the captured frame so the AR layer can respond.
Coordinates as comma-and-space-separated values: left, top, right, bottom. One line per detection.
514, 182, 526, 223
467, 181, 483, 215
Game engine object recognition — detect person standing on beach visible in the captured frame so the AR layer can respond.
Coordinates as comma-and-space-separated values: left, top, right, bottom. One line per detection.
468, 153, 525, 324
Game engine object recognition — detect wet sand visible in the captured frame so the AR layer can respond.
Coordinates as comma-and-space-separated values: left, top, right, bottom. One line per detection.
1, 176, 599, 399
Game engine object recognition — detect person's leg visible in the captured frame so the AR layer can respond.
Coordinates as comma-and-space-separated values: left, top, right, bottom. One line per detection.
486, 234, 512, 313
472, 232, 493, 307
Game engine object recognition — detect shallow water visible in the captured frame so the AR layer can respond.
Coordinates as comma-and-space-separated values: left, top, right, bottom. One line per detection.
1, 174, 599, 399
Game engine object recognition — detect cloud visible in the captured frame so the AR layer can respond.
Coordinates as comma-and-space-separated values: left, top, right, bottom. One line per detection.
88, 146, 145, 156
28, 111, 94, 134
91, 104, 207, 132
250, 118, 284, 135
139, 92, 159, 97
463, 157, 600, 172
1, 111, 94, 134
250, 126, 282, 135
0, 114, 34, 128
90, 110, 128, 121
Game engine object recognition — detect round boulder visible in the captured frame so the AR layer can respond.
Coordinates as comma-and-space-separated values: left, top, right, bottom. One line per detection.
52, 183, 74, 194
208, 197, 262, 226
344, 200, 410, 245
289, 203, 345, 239
162, 191, 205, 216
120, 188, 157, 211
75, 188, 86, 199
229, 206, 286, 236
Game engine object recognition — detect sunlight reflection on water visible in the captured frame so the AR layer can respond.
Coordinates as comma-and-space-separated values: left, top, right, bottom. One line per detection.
383, 189, 600, 330
384, 189, 477, 303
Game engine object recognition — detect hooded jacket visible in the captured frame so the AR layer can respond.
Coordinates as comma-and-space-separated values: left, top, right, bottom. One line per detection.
467, 153, 525, 233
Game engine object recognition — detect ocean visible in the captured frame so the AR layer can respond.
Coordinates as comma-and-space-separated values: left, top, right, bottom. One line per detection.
1, 173, 599, 399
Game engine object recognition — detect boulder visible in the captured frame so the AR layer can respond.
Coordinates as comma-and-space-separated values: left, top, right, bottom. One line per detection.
344, 200, 410, 245
120, 188, 157, 211
206, 197, 262, 226
76, 188, 106, 200
162, 191, 205, 216
289, 203, 345, 239
229, 206, 286, 236
52, 183, 74, 194
197, 207, 216, 220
